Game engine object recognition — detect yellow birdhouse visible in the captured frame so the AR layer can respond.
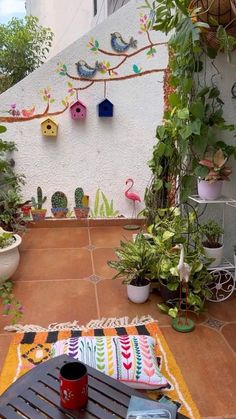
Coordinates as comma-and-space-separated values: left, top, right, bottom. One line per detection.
41, 118, 58, 137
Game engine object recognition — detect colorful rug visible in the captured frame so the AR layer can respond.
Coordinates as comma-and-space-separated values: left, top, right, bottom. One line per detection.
0, 316, 200, 419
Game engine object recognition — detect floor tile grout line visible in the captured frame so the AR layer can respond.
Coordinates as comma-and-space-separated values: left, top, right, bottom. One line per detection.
12, 278, 96, 283
88, 227, 101, 319
201, 323, 236, 357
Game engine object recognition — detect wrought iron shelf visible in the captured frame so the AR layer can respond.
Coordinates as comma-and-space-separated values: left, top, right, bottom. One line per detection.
207, 258, 234, 271
188, 195, 236, 204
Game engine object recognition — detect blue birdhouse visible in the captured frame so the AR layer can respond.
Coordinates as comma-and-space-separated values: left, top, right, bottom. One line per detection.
98, 99, 113, 117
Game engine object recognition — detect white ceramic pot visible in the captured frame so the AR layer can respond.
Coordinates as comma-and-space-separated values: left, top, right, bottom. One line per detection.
0, 234, 22, 280
204, 245, 223, 268
197, 180, 223, 200
127, 282, 150, 303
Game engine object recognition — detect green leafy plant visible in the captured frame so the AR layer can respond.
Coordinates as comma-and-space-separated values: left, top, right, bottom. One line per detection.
51, 191, 68, 208
0, 16, 54, 93
200, 220, 223, 248
108, 234, 155, 286
142, 1, 236, 221
31, 186, 47, 210
91, 189, 119, 217
197, 149, 232, 182
147, 208, 212, 313
0, 125, 25, 232
0, 231, 14, 249
0, 279, 23, 324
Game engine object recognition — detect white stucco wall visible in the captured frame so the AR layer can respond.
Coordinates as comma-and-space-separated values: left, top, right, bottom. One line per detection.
0, 0, 168, 218
25, 0, 95, 59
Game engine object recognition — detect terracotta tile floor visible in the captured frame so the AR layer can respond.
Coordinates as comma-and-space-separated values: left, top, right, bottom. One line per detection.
0, 224, 236, 418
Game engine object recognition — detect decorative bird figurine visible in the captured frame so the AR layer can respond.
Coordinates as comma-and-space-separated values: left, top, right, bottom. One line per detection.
172, 244, 193, 331
21, 106, 35, 118
125, 178, 141, 218
75, 60, 103, 78
111, 32, 137, 52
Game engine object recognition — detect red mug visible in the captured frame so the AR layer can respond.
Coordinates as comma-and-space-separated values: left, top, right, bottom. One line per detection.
59, 362, 88, 410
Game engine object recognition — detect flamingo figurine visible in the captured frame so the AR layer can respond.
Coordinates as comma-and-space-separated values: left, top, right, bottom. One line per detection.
125, 178, 141, 218
171, 244, 195, 332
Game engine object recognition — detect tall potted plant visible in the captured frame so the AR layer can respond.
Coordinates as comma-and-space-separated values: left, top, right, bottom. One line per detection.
108, 234, 155, 303
201, 220, 224, 267
197, 149, 232, 200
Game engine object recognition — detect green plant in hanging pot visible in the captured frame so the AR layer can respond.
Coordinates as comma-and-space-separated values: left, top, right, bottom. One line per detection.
197, 149, 232, 200
200, 220, 224, 267
51, 191, 68, 218
74, 187, 89, 219
108, 234, 156, 303
31, 186, 47, 221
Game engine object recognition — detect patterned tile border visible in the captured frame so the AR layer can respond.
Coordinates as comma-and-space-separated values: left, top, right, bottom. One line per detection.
203, 317, 226, 331
88, 274, 102, 283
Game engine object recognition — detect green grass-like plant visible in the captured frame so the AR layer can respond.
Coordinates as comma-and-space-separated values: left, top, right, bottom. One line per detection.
91, 189, 119, 217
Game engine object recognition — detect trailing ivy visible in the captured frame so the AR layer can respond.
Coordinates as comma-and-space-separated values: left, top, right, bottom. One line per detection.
143, 0, 236, 223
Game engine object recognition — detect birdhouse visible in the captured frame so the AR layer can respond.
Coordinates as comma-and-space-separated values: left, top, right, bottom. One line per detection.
70, 100, 87, 120
41, 118, 58, 137
98, 98, 113, 117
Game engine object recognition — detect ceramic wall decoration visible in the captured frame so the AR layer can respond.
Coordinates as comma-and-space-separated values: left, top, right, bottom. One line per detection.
51, 191, 68, 218
98, 98, 114, 117
70, 100, 87, 120
41, 118, 58, 136
74, 187, 89, 219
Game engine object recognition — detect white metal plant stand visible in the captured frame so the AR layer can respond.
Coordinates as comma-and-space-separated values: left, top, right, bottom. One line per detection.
188, 195, 236, 302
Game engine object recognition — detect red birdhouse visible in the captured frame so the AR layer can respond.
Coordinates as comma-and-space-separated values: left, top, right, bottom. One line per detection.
70, 100, 87, 120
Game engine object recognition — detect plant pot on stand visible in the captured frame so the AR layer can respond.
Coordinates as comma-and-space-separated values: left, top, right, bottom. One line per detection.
0, 228, 22, 280
201, 220, 224, 267
198, 179, 223, 200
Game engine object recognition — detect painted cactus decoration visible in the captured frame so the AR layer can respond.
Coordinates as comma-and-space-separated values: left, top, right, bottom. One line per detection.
74, 187, 89, 219
51, 191, 68, 208
31, 186, 47, 210
74, 187, 84, 208
51, 191, 68, 218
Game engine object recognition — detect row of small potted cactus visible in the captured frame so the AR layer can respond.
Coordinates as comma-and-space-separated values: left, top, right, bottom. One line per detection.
29, 186, 89, 221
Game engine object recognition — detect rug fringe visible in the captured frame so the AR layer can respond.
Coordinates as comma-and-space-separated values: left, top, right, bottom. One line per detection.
4, 315, 156, 333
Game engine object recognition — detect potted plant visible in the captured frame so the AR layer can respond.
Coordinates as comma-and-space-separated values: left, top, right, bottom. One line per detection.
197, 149, 232, 200
147, 208, 212, 314
20, 201, 32, 217
31, 187, 47, 221
108, 234, 155, 303
0, 227, 22, 280
74, 187, 89, 219
51, 191, 68, 218
201, 220, 224, 267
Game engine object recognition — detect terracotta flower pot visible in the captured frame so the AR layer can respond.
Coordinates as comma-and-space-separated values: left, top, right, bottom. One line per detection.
31, 209, 47, 221
74, 207, 89, 219
51, 208, 68, 218
21, 205, 31, 217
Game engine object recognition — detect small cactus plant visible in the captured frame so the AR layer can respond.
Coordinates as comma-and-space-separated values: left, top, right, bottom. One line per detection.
51, 191, 68, 208
31, 187, 47, 210
74, 187, 84, 208
74, 187, 89, 219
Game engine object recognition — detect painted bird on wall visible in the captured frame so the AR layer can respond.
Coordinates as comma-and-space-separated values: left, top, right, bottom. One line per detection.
125, 178, 141, 218
75, 60, 103, 78
111, 32, 137, 52
21, 106, 35, 118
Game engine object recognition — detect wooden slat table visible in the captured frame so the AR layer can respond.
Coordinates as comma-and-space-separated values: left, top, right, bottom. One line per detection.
0, 354, 189, 418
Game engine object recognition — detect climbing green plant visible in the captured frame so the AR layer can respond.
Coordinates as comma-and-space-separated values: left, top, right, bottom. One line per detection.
143, 0, 236, 223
